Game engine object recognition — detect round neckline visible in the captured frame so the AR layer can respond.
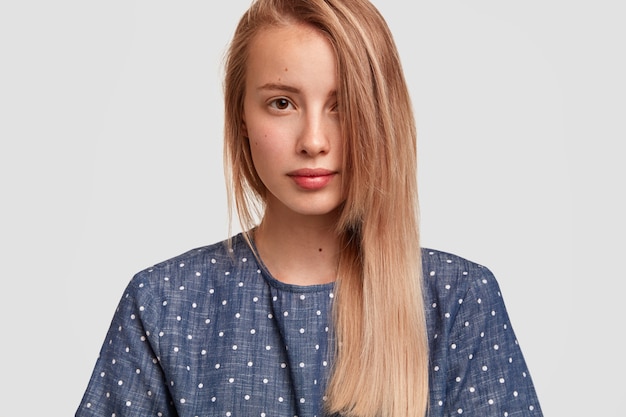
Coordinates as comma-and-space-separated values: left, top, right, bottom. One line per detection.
240, 232, 336, 293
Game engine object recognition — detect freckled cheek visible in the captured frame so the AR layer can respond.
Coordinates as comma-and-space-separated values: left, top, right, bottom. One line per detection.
250, 123, 292, 152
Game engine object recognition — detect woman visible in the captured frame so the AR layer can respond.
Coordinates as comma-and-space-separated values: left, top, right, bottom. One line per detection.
76, 1, 543, 416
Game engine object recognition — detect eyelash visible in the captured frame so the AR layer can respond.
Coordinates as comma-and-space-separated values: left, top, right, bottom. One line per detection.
267, 98, 339, 113
269, 98, 293, 111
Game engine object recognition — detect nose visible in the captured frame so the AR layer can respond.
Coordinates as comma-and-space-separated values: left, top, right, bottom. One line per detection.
296, 112, 331, 156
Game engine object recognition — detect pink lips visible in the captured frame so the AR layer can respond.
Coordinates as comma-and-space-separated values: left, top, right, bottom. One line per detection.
287, 168, 337, 190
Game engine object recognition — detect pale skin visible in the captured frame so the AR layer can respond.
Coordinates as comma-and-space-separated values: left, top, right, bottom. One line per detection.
242, 23, 343, 286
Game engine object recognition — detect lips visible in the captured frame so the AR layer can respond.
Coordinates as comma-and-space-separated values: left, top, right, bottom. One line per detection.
287, 168, 337, 190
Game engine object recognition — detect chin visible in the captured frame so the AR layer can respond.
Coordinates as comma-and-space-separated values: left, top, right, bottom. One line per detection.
301, 201, 345, 216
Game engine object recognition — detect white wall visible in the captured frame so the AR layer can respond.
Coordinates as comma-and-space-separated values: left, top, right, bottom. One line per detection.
1, 1, 623, 415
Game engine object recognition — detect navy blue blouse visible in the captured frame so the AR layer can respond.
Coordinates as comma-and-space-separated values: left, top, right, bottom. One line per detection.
76, 234, 543, 417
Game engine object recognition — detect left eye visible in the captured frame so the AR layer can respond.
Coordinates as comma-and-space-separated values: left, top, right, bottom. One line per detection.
270, 98, 292, 110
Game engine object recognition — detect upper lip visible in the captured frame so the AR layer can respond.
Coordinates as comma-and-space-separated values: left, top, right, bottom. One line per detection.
287, 168, 337, 177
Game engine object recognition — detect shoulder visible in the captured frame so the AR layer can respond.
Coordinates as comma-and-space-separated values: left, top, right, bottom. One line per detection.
421, 248, 503, 318
421, 247, 496, 287
123, 233, 255, 304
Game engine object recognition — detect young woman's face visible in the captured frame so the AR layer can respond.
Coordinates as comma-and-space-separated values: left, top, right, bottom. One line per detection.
243, 23, 343, 220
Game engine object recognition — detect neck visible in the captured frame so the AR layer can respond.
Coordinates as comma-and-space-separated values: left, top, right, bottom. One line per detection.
254, 205, 341, 286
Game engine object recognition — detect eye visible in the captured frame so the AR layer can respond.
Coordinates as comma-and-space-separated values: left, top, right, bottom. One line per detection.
269, 98, 293, 111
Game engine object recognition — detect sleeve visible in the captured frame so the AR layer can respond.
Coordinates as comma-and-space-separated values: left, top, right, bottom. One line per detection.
75, 275, 178, 417
442, 266, 543, 417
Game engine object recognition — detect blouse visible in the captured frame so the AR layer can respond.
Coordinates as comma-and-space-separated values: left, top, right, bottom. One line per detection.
76, 233, 543, 417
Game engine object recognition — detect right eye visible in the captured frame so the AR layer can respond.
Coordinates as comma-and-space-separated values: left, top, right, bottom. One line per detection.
269, 98, 293, 110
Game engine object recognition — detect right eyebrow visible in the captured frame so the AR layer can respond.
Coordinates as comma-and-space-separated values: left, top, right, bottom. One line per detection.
257, 83, 301, 94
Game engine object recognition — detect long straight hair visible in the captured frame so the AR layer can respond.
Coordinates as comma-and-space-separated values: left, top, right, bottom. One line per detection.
223, 1, 428, 416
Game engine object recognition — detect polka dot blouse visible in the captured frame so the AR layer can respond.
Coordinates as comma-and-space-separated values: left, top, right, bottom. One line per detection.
76, 233, 542, 417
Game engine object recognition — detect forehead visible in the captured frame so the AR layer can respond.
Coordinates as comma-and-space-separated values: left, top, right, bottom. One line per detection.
246, 23, 336, 74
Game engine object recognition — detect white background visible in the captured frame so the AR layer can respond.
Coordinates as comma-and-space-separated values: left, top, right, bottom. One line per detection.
1, 1, 623, 415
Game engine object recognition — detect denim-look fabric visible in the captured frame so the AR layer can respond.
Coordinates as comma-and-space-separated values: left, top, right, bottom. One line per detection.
76, 233, 543, 417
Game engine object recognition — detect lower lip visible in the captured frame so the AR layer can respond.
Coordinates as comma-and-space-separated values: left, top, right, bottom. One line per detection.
289, 174, 335, 190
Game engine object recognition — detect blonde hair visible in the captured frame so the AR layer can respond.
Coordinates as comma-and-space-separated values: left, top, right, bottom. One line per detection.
223, 1, 428, 416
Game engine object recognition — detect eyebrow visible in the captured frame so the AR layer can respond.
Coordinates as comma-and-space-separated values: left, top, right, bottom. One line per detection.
257, 83, 337, 99
257, 83, 300, 94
